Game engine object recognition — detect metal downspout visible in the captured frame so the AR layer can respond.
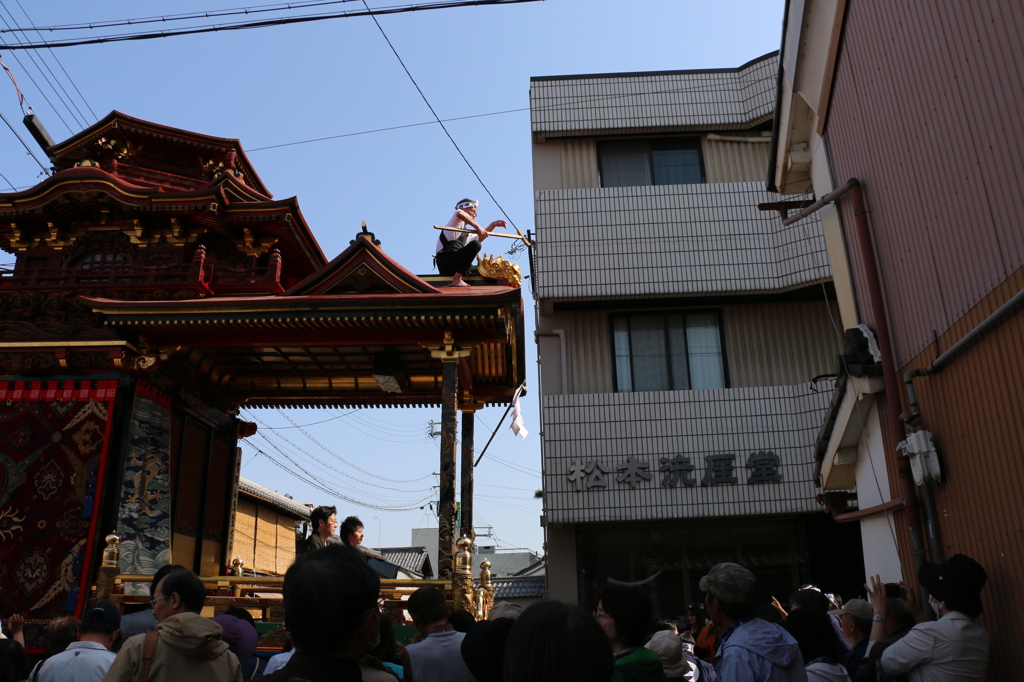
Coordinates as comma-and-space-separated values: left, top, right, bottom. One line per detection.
901, 283, 1024, 563
782, 179, 928, 580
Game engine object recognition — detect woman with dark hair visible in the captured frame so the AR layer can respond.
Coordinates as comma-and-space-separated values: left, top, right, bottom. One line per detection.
0, 639, 28, 682
594, 584, 667, 682
784, 609, 850, 682
504, 601, 614, 682
681, 602, 712, 660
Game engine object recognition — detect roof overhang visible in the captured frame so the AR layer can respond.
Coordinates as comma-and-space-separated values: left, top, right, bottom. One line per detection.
812, 373, 885, 489
768, 0, 849, 194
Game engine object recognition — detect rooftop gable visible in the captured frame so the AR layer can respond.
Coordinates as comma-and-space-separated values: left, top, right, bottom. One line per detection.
285, 229, 441, 296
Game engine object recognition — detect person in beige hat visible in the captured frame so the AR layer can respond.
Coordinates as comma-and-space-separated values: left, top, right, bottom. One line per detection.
645, 630, 694, 681
833, 599, 871, 679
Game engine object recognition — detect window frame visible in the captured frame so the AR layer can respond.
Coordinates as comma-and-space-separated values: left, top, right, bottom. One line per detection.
609, 309, 729, 393
597, 135, 706, 188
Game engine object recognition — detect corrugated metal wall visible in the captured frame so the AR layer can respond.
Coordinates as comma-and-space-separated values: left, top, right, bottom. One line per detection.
827, 0, 1024, 368
704, 138, 772, 183
826, 2, 1024, 676
723, 301, 842, 387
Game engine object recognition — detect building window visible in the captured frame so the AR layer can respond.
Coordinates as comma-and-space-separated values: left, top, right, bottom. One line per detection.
598, 138, 703, 187
611, 311, 726, 391
73, 252, 129, 270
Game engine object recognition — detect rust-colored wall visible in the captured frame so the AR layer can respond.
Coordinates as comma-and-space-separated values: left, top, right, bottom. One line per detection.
825, 1, 1024, 677
827, 0, 1024, 367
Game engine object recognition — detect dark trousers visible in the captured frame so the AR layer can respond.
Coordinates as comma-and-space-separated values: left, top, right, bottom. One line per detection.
435, 240, 481, 276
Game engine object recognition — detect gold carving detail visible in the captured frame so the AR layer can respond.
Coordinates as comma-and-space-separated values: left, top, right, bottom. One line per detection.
476, 254, 522, 289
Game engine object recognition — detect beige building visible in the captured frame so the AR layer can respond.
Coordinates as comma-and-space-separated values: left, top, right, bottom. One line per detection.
530, 53, 862, 614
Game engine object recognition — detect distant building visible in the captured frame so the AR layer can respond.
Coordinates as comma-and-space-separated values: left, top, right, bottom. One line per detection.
233, 477, 309, 575
530, 52, 863, 613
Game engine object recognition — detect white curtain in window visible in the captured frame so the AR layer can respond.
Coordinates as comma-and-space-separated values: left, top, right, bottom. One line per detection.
686, 312, 725, 389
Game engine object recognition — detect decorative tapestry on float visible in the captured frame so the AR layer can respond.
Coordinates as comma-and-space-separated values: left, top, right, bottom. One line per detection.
115, 383, 173, 594
0, 381, 117, 650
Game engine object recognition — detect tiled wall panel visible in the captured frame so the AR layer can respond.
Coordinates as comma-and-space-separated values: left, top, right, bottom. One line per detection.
533, 182, 828, 300
531, 54, 778, 137
541, 384, 830, 523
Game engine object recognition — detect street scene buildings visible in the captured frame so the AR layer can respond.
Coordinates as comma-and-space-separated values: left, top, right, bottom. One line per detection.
0, 0, 1022, 677
529, 53, 864, 611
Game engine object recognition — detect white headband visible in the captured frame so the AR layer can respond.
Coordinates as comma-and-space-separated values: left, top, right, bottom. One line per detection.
455, 200, 479, 210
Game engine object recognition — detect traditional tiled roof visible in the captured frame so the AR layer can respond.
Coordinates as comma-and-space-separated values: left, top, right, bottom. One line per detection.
375, 546, 433, 578
237, 477, 311, 519
490, 576, 546, 599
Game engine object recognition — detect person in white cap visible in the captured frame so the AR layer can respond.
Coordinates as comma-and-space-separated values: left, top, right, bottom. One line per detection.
434, 199, 506, 287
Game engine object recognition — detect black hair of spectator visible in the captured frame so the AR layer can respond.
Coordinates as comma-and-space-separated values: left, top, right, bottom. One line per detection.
756, 603, 786, 626
714, 596, 755, 622
594, 583, 652, 649
504, 601, 614, 682
449, 609, 476, 633
408, 586, 449, 626
369, 616, 399, 663
784, 609, 836, 664
150, 564, 188, 599
310, 505, 337, 531
887, 596, 917, 631
340, 515, 363, 543
789, 589, 831, 613
685, 602, 707, 622
0, 640, 29, 682
225, 607, 257, 628
42, 616, 81, 657
160, 569, 208, 613
680, 632, 696, 646
285, 544, 379, 652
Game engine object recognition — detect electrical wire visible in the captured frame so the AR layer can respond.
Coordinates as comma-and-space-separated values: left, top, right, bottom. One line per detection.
0, 0, 362, 33
11, 0, 97, 120
359, 0, 518, 231
0, 169, 15, 190
0, 4, 81, 131
245, 408, 434, 483
0, 107, 48, 171
0, 0, 544, 50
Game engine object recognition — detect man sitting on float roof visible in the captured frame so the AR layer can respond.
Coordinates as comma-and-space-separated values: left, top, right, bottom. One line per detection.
434, 199, 505, 288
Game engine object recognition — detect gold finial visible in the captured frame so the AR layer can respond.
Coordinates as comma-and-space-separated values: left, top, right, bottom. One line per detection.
101, 531, 120, 568
231, 557, 245, 576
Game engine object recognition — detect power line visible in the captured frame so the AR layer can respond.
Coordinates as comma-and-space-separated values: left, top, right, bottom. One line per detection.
0, 107, 48, 170
360, 0, 518, 230
246, 82, 746, 153
0, 0, 361, 33
11, 0, 97, 120
0, 0, 544, 50
0, 1, 86, 128
0, 13, 75, 133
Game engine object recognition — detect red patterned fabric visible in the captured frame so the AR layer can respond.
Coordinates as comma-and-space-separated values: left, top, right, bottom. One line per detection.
0, 380, 117, 650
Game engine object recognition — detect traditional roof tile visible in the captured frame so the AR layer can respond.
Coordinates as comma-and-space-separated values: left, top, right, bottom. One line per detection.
237, 477, 311, 519
489, 576, 546, 599
375, 546, 434, 578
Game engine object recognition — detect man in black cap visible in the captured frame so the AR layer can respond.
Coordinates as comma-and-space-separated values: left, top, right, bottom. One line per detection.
866, 554, 989, 681
35, 600, 120, 682
700, 562, 807, 682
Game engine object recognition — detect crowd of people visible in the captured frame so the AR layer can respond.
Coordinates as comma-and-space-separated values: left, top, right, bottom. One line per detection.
0, 540, 990, 682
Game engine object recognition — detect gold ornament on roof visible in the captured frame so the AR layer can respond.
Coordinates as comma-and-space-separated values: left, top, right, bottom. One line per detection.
476, 254, 522, 289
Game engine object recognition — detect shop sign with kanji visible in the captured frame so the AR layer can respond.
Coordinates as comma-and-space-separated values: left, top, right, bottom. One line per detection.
565, 451, 783, 491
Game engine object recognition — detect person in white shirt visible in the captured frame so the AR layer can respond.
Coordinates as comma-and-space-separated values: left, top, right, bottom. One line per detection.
434, 199, 505, 288
34, 601, 120, 682
866, 554, 989, 682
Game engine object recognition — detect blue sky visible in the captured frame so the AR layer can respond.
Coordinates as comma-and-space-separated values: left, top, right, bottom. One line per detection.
0, 0, 785, 552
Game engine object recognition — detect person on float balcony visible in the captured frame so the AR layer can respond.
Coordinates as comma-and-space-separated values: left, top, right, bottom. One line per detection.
434, 199, 505, 288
